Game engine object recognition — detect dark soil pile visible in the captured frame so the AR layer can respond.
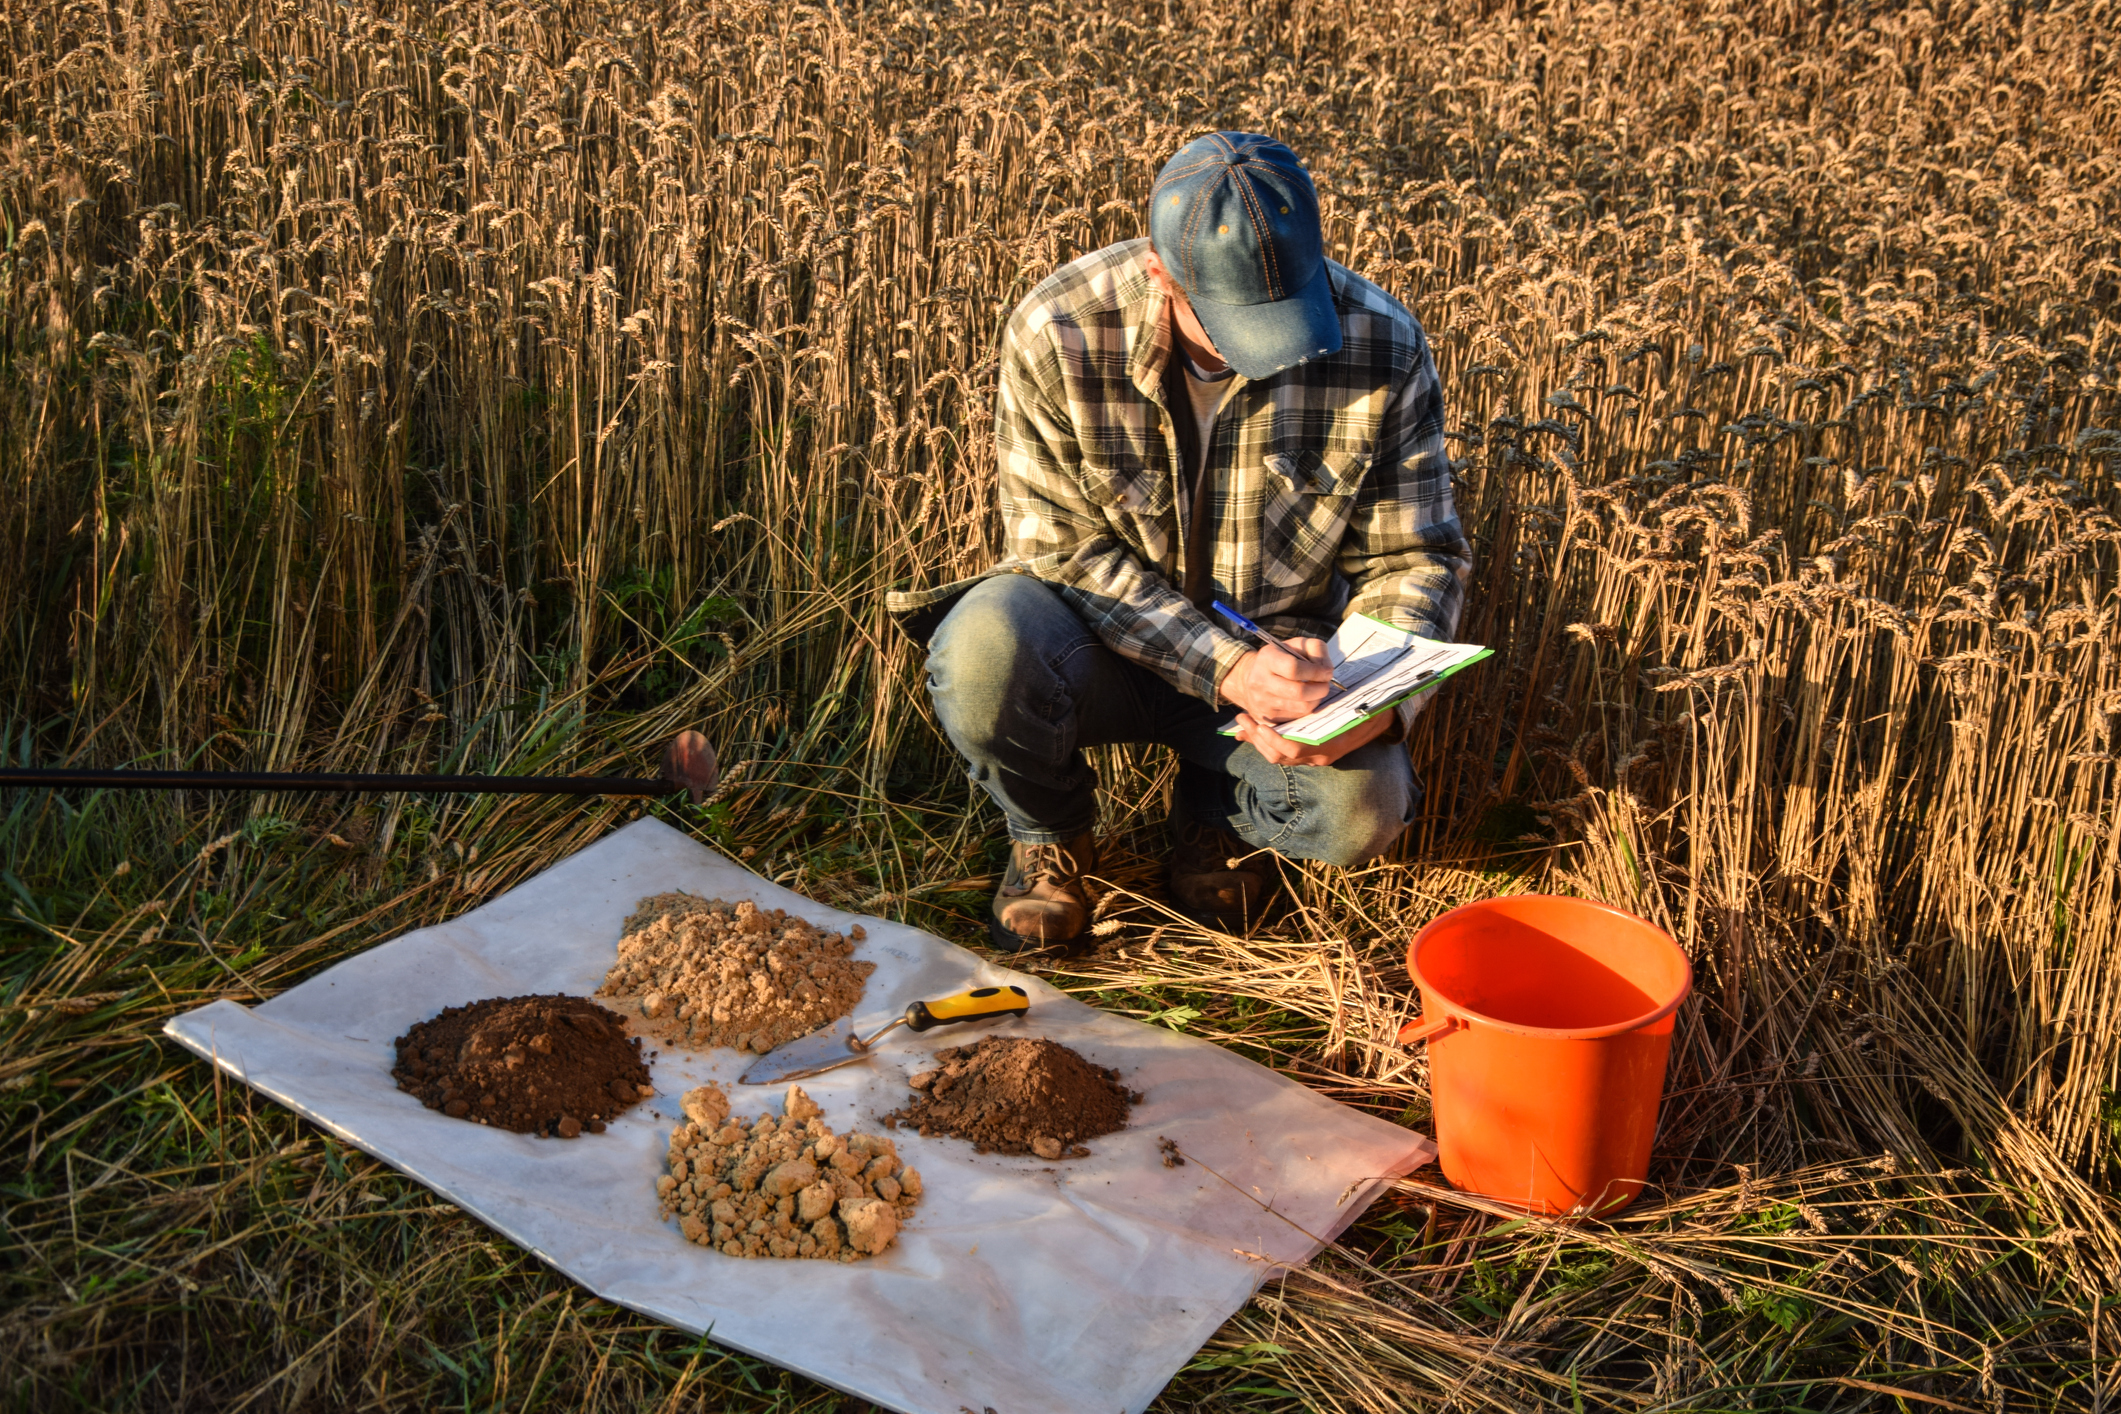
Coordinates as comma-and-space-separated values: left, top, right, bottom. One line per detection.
883, 1036, 1139, 1159
393, 994, 654, 1138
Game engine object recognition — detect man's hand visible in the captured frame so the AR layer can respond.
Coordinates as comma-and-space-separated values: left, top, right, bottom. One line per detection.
1220, 642, 1333, 723
1233, 707, 1393, 766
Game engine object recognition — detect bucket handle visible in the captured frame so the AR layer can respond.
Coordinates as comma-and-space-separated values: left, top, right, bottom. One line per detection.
1398, 1014, 1464, 1046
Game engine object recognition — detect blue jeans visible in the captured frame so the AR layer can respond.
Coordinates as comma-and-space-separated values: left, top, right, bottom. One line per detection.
924, 574, 1419, 866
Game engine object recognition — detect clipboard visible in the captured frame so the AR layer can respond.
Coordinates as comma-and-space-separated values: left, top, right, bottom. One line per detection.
1219, 614, 1492, 746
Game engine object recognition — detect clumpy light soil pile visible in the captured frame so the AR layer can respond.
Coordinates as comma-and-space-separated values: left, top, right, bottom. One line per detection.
393, 995, 653, 1138
884, 1036, 1139, 1159
600, 892, 873, 1054
659, 1083, 920, 1261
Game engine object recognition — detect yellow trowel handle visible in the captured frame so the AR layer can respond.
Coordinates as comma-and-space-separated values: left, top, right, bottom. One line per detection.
904, 985, 1030, 1033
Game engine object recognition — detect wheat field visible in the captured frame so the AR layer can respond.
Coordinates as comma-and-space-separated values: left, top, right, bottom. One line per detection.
2, 0, 2118, 1407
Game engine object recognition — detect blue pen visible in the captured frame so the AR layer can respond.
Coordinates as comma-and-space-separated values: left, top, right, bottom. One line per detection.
1212, 600, 1346, 689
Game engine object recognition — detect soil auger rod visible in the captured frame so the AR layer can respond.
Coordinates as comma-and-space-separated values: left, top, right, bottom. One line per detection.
0, 731, 721, 804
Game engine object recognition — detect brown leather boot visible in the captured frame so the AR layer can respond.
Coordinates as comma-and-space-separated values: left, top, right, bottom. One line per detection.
1167, 810, 1283, 933
988, 832, 1098, 951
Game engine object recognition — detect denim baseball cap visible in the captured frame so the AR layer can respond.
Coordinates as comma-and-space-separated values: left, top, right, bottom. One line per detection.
1149, 132, 1341, 379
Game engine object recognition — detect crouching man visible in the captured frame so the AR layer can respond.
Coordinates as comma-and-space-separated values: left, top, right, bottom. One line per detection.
893, 132, 1470, 949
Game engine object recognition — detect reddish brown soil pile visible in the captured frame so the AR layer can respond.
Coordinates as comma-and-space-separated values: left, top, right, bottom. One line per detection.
883, 1036, 1139, 1159
393, 994, 654, 1138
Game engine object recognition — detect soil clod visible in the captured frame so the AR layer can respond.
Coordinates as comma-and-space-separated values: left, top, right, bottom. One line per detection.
392, 994, 652, 1138
658, 1084, 920, 1261
883, 1036, 1138, 1158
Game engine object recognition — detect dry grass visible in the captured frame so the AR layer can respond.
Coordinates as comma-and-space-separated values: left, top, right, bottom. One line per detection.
3, 0, 2119, 1407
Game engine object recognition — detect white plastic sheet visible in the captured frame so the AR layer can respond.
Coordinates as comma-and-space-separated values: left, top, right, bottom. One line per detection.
164, 819, 1434, 1414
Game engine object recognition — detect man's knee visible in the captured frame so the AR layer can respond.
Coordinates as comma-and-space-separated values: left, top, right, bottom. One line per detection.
925, 574, 1079, 747
1288, 752, 1418, 866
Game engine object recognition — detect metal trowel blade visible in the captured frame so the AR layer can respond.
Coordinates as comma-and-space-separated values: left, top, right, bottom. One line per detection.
737, 1017, 868, 1085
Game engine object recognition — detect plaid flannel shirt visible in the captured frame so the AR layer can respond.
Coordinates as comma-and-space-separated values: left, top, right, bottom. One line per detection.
896, 238, 1471, 731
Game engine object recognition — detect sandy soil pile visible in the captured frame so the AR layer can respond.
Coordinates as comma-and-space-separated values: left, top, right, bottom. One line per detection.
599, 893, 874, 1054
392, 995, 653, 1137
884, 1036, 1138, 1159
658, 1083, 921, 1261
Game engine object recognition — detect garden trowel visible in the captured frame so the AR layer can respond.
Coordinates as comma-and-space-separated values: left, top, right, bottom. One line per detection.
738, 985, 1031, 1085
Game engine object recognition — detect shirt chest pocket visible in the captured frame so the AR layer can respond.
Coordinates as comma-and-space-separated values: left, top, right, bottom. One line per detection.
1078, 454, 1175, 518
1263, 448, 1371, 497
1077, 453, 1176, 568
1258, 447, 1370, 586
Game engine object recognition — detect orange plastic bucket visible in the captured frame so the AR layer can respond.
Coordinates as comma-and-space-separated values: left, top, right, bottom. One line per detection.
1399, 895, 1691, 1216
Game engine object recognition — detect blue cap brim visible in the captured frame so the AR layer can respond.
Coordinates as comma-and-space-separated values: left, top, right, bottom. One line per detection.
1185, 260, 1341, 381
